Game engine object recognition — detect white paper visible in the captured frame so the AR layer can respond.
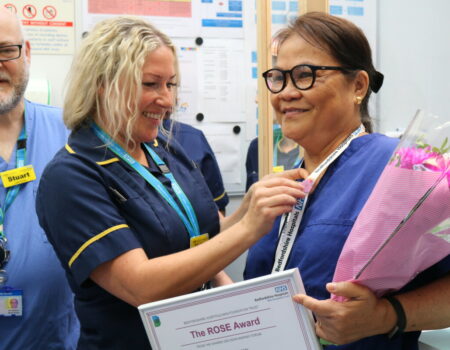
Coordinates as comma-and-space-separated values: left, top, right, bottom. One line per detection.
2, 0, 76, 55
138, 269, 321, 350
81, 0, 245, 39
81, 0, 196, 37
194, 123, 244, 186
173, 38, 200, 121
197, 38, 246, 123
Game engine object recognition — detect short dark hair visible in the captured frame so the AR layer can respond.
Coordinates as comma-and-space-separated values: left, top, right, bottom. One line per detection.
274, 12, 383, 133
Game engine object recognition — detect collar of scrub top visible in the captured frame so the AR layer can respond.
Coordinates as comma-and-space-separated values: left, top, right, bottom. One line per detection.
0, 117, 27, 243
91, 123, 201, 239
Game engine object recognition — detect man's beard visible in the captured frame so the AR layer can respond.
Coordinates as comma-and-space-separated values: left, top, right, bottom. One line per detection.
0, 68, 29, 115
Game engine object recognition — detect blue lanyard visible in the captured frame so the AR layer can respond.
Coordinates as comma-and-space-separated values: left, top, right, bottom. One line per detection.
0, 124, 27, 240
91, 124, 201, 238
143, 144, 201, 236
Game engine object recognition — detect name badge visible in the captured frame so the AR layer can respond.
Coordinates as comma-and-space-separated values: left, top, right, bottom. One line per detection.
0, 288, 23, 317
0, 165, 36, 188
273, 165, 285, 173
190, 233, 209, 248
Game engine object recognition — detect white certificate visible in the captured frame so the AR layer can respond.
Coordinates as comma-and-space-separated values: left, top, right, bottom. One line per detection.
138, 269, 322, 350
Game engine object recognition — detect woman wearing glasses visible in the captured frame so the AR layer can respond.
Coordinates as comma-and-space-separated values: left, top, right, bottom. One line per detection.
35, 16, 305, 349
245, 12, 450, 349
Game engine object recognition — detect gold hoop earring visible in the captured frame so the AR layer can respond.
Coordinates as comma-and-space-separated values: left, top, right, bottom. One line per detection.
355, 96, 363, 105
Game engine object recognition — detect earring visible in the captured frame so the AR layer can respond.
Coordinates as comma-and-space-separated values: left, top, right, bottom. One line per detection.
355, 96, 363, 105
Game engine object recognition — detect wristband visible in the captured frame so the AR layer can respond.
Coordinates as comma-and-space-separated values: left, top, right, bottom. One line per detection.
385, 295, 407, 339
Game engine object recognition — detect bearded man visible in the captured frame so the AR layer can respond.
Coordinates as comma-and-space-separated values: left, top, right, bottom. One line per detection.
0, 8, 79, 350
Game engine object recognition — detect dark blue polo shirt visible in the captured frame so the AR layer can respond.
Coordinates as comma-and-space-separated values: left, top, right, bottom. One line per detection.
36, 126, 220, 349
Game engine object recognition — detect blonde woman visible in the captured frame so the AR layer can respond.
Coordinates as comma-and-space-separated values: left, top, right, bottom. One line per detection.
36, 16, 305, 349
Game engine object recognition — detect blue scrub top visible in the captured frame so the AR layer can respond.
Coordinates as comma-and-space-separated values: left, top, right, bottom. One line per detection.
36, 125, 221, 349
164, 120, 229, 211
0, 100, 79, 350
244, 133, 450, 350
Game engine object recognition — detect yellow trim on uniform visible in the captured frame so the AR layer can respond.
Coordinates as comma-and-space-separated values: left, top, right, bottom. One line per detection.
214, 191, 226, 202
65, 144, 76, 154
65, 144, 119, 165
96, 158, 120, 166
153, 139, 158, 147
68, 224, 129, 268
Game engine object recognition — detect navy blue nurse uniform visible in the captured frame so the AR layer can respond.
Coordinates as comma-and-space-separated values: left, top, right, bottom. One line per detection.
245, 137, 259, 192
36, 125, 220, 349
164, 120, 229, 211
245, 133, 450, 350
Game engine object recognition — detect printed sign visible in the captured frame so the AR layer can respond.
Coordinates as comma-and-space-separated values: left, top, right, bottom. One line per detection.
42, 5, 57, 20
0, 0, 75, 55
4, 3, 16, 13
22, 4, 37, 19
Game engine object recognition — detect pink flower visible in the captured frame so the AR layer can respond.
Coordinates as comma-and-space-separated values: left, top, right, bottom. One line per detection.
424, 154, 450, 187
391, 147, 439, 169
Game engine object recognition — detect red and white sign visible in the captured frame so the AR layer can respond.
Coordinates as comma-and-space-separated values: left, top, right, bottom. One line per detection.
3, 0, 76, 55
22, 4, 37, 19
4, 3, 17, 13
42, 5, 56, 19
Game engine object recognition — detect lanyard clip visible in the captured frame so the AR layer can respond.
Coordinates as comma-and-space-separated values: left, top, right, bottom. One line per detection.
17, 139, 26, 150
0, 238, 10, 269
158, 164, 170, 174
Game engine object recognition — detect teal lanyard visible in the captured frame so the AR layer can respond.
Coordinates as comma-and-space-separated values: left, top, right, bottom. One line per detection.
91, 124, 201, 238
0, 124, 27, 241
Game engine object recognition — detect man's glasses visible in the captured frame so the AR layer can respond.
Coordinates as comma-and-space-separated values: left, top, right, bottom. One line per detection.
0, 44, 23, 62
262, 64, 351, 93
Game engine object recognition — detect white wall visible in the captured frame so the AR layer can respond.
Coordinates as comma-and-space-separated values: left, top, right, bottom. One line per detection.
377, 0, 450, 134
223, 195, 247, 282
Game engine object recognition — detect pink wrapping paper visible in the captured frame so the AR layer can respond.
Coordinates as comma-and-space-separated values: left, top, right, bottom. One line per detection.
332, 110, 450, 299
332, 165, 450, 298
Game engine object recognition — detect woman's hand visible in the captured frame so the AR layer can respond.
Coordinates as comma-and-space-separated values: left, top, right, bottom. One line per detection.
91, 168, 308, 307
222, 168, 309, 231
293, 282, 395, 345
238, 168, 308, 239
245, 167, 309, 209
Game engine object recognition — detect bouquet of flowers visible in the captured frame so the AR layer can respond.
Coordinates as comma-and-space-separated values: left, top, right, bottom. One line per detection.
332, 110, 450, 298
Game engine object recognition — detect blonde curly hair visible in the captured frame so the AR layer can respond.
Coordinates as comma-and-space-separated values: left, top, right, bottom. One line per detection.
63, 16, 178, 146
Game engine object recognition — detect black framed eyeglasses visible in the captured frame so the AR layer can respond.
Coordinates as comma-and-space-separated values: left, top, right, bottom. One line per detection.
0, 44, 23, 62
262, 64, 351, 93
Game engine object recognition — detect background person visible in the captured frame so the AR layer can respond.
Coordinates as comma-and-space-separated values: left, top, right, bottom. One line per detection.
245, 131, 302, 192
0, 8, 79, 350
36, 16, 305, 349
244, 12, 450, 349
163, 117, 229, 214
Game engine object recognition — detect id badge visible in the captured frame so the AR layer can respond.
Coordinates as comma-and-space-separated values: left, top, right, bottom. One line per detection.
0, 165, 36, 188
190, 233, 209, 248
0, 287, 23, 317
273, 165, 285, 173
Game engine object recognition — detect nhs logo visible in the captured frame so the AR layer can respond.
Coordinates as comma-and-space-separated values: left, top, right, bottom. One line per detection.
275, 285, 288, 293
